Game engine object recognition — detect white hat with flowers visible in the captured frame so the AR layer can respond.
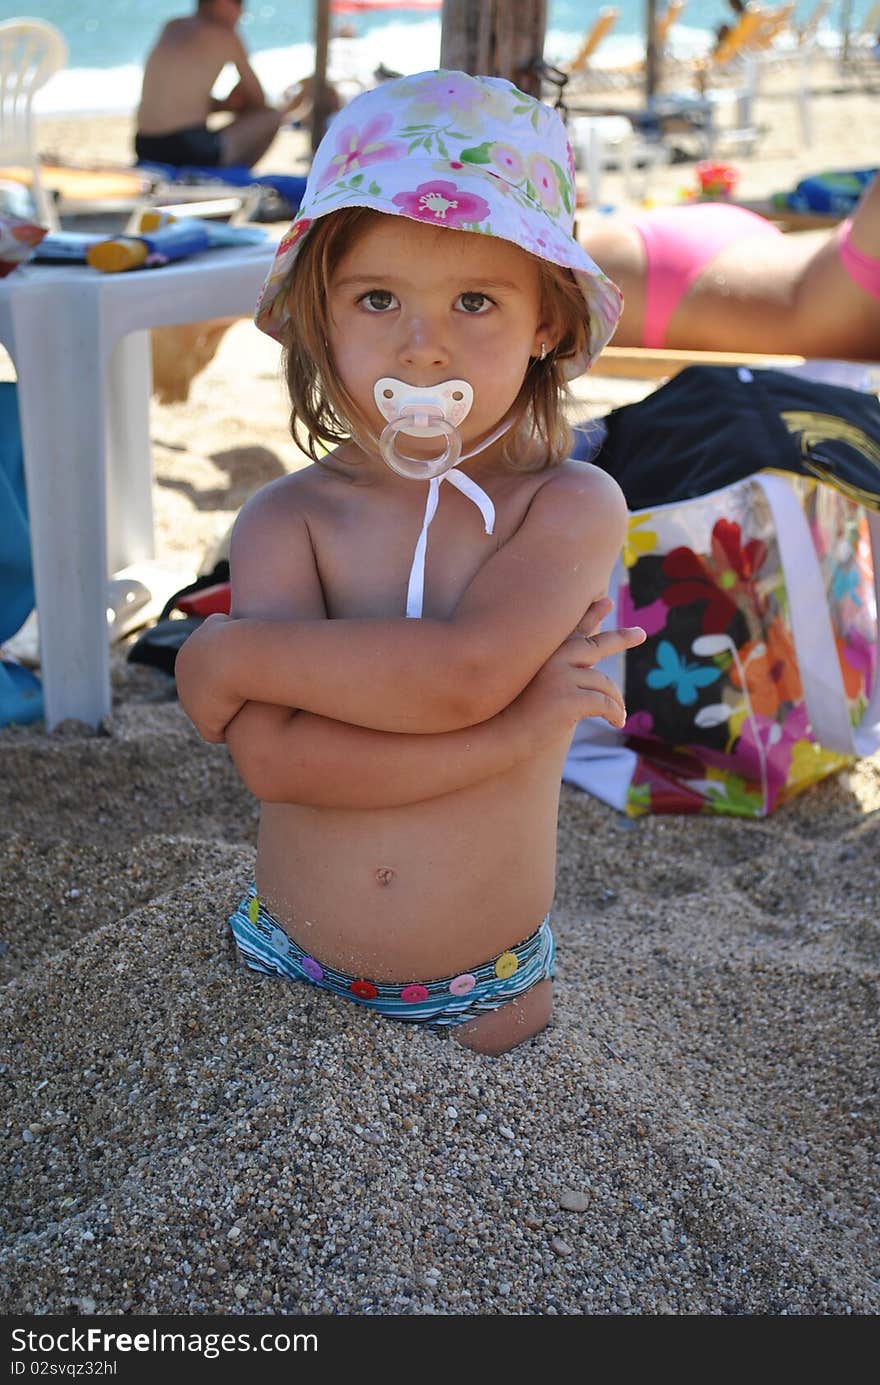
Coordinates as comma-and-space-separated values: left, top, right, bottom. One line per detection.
254, 69, 622, 374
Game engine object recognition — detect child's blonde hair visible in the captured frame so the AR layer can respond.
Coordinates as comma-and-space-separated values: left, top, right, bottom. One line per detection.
281, 208, 592, 470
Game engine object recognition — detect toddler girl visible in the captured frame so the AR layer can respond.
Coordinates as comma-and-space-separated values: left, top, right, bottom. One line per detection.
177, 69, 645, 1054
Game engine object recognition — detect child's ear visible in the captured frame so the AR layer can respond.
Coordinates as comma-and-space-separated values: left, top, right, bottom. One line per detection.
532, 318, 562, 358
531, 335, 560, 361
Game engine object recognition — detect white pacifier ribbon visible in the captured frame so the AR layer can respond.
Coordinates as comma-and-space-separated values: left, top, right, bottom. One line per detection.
406, 470, 496, 619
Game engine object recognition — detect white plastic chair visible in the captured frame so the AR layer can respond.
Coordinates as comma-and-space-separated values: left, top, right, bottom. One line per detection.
571, 114, 668, 207
0, 19, 68, 229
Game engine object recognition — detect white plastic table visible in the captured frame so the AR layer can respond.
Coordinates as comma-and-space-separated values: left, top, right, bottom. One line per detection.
0, 242, 276, 729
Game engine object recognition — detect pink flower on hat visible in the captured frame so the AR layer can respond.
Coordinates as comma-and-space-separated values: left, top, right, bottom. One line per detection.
402, 71, 486, 116
515, 215, 577, 267
391, 180, 490, 227
318, 112, 407, 189
277, 216, 312, 255
527, 153, 562, 213
488, 142, 525, 180
514, 215, 555, 260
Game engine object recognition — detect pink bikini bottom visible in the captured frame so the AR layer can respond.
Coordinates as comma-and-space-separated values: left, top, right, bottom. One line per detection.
631, 203, 783, 348
837, 217, 880, 302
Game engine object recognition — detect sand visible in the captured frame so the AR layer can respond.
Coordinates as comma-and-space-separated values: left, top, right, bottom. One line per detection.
1, 74, 879, 1317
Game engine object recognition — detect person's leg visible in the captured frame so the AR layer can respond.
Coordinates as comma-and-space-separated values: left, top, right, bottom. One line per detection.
219, 108, 283, 167
452, 978, 553, 1056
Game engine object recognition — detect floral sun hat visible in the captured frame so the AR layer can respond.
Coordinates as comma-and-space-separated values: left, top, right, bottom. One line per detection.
254, 69, 623, 375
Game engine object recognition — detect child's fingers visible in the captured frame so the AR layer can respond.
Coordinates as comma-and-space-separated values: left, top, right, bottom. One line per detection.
573, 597, 613, 637
577, 669, 626, 726
578, 687, 626, 729
577, 667, 623, 702
575, 625, 646, 663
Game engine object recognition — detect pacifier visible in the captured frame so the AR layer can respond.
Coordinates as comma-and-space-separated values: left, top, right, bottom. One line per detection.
373, 377, 474, 480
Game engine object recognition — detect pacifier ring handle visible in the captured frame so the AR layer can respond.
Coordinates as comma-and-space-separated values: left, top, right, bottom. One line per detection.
380, 416, 462, 480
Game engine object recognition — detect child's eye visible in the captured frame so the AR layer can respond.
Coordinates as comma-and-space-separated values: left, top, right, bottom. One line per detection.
359, 289, 397, 313
457, 292, 493, 314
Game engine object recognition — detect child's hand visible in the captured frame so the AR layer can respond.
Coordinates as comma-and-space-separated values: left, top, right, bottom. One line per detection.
514, 602, 646, 738
175, 613, 247, 743
572, 596, 647, 691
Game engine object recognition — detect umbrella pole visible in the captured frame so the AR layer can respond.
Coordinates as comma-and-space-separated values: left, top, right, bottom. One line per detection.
645, 0, 659, 101
312, 0, 332, 155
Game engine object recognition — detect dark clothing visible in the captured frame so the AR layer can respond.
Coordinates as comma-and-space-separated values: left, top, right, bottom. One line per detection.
134, 124, 222, 167
591, 365, 880, 509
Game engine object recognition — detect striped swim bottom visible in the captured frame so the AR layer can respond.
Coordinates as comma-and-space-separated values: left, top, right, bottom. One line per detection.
229, 886, 555, 1030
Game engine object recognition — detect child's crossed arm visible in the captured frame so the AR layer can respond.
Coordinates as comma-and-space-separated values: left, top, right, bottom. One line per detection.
177, 464, 635, 742
177, 463, 638, 752
203, 469, 639, 807
224, 604, 635, 806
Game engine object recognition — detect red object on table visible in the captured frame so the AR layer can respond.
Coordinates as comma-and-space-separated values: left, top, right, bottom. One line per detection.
696, 161, 739, 199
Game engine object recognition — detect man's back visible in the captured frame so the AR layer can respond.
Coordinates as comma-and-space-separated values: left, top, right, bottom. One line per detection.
137, 17, 237, 135
135, 4, 282, 171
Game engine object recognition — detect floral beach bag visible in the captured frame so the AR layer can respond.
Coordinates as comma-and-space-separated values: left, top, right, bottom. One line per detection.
564, 366, 880, 817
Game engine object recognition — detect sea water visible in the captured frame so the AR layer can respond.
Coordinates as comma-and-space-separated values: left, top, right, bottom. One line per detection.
10, 0, 852, 116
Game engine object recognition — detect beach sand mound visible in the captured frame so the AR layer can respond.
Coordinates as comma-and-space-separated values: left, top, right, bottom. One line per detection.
1, 674, 878, 1316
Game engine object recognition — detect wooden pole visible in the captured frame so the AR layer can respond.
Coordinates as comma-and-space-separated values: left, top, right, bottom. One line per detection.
440, 0, 547, 94
311, 0, 332, 155
644, 0, 659, 101
840, 0, 853, 65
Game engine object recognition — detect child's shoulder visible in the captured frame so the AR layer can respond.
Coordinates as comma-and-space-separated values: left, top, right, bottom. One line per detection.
234, 460, 340, 535
542, 456, 624, 499
229, 463, 340, 609
528, 457, 628, 530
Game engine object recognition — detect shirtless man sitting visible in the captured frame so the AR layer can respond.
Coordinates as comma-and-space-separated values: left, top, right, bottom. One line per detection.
135, 0, 293, 169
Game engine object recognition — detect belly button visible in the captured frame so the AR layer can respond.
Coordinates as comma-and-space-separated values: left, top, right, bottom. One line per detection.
375, 866, 396, 886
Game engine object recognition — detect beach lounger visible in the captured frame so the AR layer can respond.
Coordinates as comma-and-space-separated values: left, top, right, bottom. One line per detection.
0, 162, 158, 226
644, 3, 798, 156
135, 161, 308, 223
562, 1, 686, 97
562, 7, 620, 85
589, 345, 806, 379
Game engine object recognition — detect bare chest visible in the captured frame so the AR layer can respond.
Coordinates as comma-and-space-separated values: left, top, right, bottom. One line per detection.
309, 473, 541, 619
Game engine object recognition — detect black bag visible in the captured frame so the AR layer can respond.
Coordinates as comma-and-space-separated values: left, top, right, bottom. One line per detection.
594, 365, 880, 509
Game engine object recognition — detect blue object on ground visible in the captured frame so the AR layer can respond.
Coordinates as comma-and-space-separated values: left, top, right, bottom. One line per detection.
0, 383, 33, 642
0, 660, 43, 726
0, 381, 43, 726
776, 168, 878, 217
